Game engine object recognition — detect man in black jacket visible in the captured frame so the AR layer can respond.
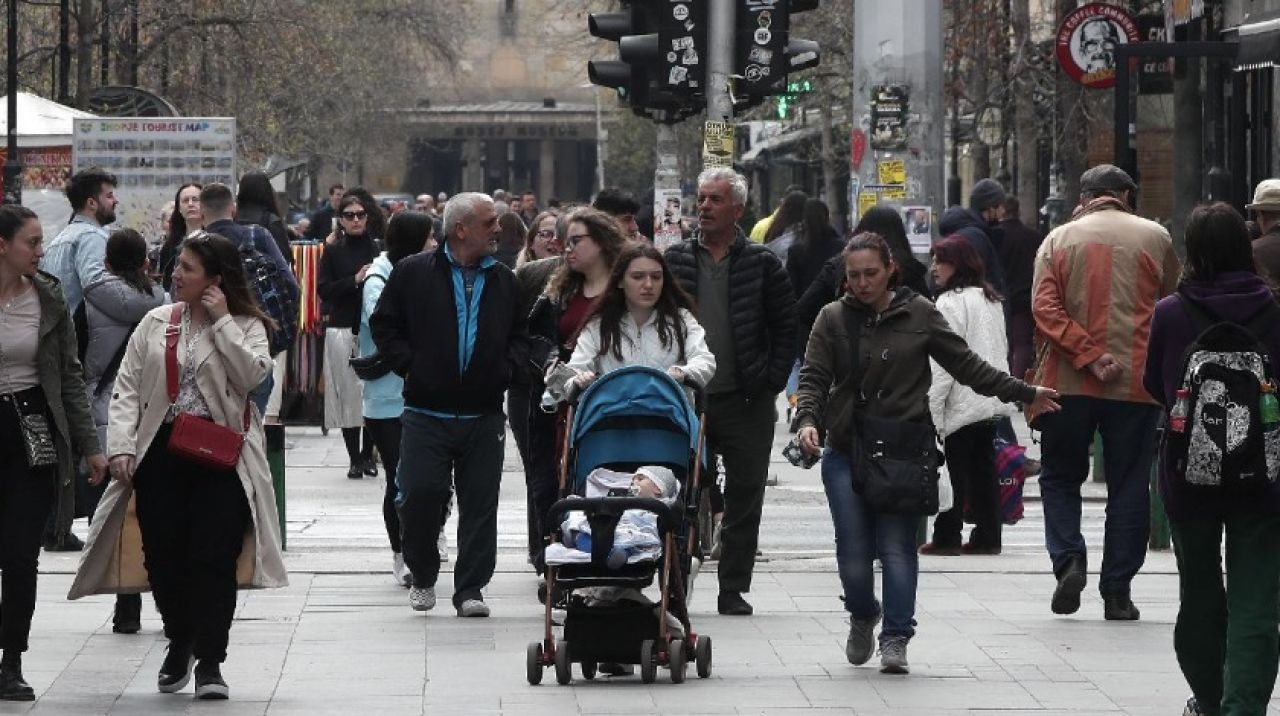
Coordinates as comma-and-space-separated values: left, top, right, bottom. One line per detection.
370, 192, 526, 618
665, 168, 797, 616
304, 184, 345, 241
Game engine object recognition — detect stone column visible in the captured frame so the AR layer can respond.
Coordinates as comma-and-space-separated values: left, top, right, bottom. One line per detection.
462, 139, 484, 192
539, 139, 556, 203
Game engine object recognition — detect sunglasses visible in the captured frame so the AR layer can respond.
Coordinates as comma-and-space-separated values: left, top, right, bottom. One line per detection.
341, 211, 368, 221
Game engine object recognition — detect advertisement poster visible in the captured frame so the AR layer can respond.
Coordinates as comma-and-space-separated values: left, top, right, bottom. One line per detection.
903, 206, 933, 253
72, 117, 236, 244
653, 188, 684, 252
1, 147, 74, 236
870, 85, 908, 151
703, 120, 735, 168
877, 159, 906, 185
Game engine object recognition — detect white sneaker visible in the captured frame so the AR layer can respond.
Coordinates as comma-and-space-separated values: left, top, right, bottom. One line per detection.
409, 586, 436, 612
456, 598, 490, 617
392, 552, 411, 588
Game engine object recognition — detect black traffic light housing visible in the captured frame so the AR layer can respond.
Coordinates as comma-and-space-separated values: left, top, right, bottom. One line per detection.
736, 0, 821, 98
588, 1, 705, 120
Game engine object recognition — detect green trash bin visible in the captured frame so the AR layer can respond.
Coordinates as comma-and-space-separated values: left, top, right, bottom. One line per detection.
265, 424, 286, 550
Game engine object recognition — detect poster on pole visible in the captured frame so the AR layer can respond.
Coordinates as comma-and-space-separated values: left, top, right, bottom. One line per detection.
702, 120, 735, 168
653, 187, 685, 252
870, 85, 908, 151
903, 206, 933, 253
72, 117, 237, 245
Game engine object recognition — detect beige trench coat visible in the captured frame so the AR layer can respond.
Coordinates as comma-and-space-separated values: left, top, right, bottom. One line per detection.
68, 304, 288, 599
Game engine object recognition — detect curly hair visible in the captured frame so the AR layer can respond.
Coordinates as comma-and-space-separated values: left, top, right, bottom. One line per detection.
544, 207, 629, 303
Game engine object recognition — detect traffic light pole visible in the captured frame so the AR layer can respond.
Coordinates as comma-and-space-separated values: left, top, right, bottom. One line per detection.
706, 0, 735, 122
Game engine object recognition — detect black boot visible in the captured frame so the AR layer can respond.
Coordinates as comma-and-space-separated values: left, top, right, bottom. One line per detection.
157, 641, 194, 693
113, 594, 142, 634
0, 652, 34, 701
1051, 554, 1087, 615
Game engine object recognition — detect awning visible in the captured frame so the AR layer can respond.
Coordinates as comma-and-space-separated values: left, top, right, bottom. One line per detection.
740, 126, 820, 164
1234, 16, 1280, 70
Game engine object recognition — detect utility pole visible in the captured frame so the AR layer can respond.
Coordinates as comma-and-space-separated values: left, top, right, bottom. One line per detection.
706, 0, 734, 123
653, 119, 682, 250
4, 0, 22, 205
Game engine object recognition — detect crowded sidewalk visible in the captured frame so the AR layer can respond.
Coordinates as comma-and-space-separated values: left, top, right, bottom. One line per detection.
20, 409, 1226, 715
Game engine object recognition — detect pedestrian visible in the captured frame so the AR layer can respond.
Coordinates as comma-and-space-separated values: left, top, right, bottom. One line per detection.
318, 194, 379, 478
919, 236, 1017, 556
199, 183, 298, 416
1246, 178, 1280, 289
158, 183, 204, 293
997, 195, 1045, 384
511, 211, 567, 573
749, 184, 805, 243
353, 211, 437, 588
370, 192, 526, 618
664, 168, 797, 616
1032, 164, 1181, 621
1142, 203, 1280, 716
304, 184, 345, 242
516, 210, 564, 267
414, 194, 435, 214
495, 211, 527, 268
80, 228, 167, 634
785, 199, 845, 292
526, 208, 628, 583
938, 178, 1008, 296
761, 190, 808, 250
235, 171, 294, 268
520, 189, 539, 225
0, 205, 107, 700
592, 188, 642, 242
794, 231, 1058, 674
564, 243, 716, 395
71, 231, 286, 700
37, 168, 120, 553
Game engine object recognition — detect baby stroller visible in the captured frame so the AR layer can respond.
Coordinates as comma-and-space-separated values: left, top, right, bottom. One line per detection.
526, 366, 713, 685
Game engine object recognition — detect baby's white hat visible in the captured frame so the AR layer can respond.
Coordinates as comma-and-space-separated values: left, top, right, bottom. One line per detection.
636, 465, 678, 497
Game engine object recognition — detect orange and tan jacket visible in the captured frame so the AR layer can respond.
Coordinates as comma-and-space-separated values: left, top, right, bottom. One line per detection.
1031, 199, 1181, 404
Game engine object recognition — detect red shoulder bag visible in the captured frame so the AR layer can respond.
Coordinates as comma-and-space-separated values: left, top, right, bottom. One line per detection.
164, 304, 249, 471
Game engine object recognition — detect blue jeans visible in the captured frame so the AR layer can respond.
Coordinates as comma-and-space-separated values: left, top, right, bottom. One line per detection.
821, 447, 919, 641
249, 372, 272, 416
1037, 396, 1159, 597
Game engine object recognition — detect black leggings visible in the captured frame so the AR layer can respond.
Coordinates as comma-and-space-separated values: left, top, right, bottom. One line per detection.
341, 426, 374, 466
365, 417, 403, 553
0, 387, 56, 653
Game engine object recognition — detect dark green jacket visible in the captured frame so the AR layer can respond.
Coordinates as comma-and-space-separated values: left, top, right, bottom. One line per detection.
794, 288, 1036, 452
32, 272, 100, 530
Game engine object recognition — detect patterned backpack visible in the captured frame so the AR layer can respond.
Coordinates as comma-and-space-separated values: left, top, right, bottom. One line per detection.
239, 225, 299, 355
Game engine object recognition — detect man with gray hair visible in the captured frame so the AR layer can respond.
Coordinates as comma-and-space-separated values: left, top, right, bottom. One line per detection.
371, 192, 526, 618
665, 168, 797, 616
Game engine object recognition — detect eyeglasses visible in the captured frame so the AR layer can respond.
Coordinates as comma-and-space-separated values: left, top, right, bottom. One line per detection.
341, 211, 368, 221
565, 233, 592, 248
535, 229, 556, 239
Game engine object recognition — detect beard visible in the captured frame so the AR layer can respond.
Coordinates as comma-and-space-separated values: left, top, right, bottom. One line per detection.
96, 205, 117, 226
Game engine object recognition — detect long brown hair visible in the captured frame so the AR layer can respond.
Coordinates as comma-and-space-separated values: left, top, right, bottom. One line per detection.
181, 232, 276, 328
518, 209, 561, 265
931, 235, 1002, 302
544, 207, 629, 303
588, 244, 696, 362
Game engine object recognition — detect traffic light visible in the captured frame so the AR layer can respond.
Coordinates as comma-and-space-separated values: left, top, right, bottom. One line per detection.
588, 1, 704, 119
736, 0, 821, 97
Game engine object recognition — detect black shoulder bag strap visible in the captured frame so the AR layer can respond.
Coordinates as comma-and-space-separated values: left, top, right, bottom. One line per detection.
94, 325, 136, 400
839, 303, 867, 418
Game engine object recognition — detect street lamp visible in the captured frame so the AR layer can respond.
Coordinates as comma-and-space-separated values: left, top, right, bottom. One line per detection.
4, 0, 22, 205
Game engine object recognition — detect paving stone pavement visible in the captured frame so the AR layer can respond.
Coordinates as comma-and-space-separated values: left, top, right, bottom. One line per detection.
15, 411, 1276, 715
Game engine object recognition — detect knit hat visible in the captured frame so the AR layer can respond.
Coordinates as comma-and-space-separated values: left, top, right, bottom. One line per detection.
1079, 164, 1137, 194
635, 466, 678, 498
969, 178, 1007, 213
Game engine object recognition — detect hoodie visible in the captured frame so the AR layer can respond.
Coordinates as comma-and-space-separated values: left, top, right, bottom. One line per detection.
938, 207, 1008, 296
82, 275, 168, 429
1143, 272, 1280, 519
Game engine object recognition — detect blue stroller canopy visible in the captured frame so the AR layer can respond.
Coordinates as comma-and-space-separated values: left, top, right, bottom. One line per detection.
569, 366, 702, 490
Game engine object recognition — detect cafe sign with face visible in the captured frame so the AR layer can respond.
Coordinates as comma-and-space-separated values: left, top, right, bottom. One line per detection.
1056, 2, 1140, 89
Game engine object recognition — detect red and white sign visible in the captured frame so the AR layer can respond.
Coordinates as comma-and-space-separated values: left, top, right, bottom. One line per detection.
1056, 3, 1140, 89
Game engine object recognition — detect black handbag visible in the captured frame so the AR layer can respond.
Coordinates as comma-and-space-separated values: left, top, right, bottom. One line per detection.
841, 304, 943, 516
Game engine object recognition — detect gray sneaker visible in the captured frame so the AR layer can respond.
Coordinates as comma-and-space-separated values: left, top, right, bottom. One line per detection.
409, 586, 436, 612
845, 611, 881, 665
1182, 697, 1206, 716
457, 598, 490, 618
878, 636, 910, 674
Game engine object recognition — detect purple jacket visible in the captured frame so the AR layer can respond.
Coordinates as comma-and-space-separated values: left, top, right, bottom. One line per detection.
1143, 272, 1280, 519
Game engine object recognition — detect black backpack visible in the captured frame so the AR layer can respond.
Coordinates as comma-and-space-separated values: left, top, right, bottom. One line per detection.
239, 225, 300, 355
1162, 292, 1280, 493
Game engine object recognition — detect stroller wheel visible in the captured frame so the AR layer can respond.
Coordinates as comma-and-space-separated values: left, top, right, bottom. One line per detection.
695, 635, 712, 678
554, 641, 573, 685
581, 662, 597, 680
639, 640, 658, 684
669, 639, 687, 684
526, 642, 544, 685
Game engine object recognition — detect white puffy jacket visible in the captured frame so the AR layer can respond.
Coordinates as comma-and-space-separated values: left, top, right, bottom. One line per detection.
928, 286, 1017, 437
567, 308, 716, 390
